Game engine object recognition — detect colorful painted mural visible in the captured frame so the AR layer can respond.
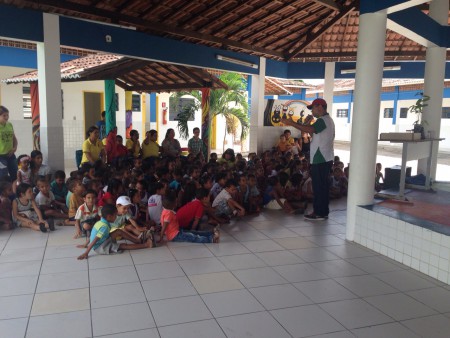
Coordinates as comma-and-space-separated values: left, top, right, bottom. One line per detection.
263, 99, 311, 126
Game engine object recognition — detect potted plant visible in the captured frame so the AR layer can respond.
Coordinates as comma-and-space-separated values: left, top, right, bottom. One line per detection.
408, 92, 430, 139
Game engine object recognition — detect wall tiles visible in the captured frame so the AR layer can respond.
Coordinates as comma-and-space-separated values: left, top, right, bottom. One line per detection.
354, 206, 449, 285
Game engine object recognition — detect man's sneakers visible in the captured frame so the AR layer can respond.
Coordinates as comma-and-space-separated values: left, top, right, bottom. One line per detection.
304, 213, 328, 221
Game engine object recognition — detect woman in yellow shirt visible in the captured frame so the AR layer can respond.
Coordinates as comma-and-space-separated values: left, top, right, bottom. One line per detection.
81, 126, 104, 165
0, 106, 18, 179
126, 129, 141, 158
141, 130, 161, 160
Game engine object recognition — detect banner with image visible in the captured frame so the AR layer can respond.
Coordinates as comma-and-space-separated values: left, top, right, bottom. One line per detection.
263, 99, 311, 126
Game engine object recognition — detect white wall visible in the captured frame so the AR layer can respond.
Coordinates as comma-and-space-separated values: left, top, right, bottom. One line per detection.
330, 102, 352, 141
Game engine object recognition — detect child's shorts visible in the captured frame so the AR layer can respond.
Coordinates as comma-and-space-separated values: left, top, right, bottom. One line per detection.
94, 238, 122, 255
214, 201, 232, 217
264, 198, 286, 210
14, 210, 39, 227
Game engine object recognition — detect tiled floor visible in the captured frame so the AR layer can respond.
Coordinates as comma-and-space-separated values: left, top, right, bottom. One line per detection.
1, 199, 450, 338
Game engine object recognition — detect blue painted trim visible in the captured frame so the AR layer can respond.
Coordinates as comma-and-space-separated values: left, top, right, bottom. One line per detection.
247, 75, 252, 118
59, 16, 260, 75
300, 88, 306, 101
347, 90, 353, 124
149, 93, 157, 123
388, 8, 446, 47
0, 46, 78, 68
361, 0, 410, 14
392, 86, 399, 125
0, 5, 43, 42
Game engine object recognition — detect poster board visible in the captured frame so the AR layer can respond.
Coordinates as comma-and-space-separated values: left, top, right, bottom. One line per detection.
263, 99, 311, 126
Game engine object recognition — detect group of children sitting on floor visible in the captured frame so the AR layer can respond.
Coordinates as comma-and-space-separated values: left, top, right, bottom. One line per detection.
0, 136, 352, 259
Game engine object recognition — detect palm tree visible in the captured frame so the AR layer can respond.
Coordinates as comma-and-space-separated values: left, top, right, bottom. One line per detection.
173, 72, 249, 152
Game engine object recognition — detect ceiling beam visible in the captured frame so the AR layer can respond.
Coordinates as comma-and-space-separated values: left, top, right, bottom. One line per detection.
129, 83, 215, 92
291, 50, 444, 59
22, 0, 284, 59
285, 2, 356, 61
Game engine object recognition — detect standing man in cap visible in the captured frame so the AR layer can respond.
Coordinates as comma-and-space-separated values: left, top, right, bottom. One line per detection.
282, 98, 335, 220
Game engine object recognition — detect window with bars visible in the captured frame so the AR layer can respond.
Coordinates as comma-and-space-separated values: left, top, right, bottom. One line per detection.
336, 109, 348, 118
383, 108, 394, 118
399, 108, 408, 118
23, 85, 31, 119
132, 94, 141, 111
442, 107, 450, 119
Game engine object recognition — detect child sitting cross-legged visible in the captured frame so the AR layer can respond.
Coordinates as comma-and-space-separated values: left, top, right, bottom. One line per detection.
35, 177, 69, 225
212, 179, 246, 219
111, 196, 155, 246
77, 204, 152, 260
50, 170, 69, 206
159, 194, 219, 244
12, 183, 53, 232
74, 189, 100, 244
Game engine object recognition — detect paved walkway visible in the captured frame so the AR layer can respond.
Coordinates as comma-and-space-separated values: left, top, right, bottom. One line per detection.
1, 199, 450, 337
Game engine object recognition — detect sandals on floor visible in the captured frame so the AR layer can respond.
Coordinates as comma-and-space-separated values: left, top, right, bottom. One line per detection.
39, 222, 47, 233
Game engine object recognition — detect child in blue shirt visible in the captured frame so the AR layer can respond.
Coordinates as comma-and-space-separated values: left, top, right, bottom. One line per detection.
77, 204, 152, 260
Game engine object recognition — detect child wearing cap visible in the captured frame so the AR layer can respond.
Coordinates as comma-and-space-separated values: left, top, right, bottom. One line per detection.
17, 155, 32, 185
112, 195, 155, 245
78, 204, 153, 260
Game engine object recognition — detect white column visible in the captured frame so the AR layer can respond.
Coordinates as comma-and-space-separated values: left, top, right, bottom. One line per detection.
37, 13, 65, 171
249, 57, 266, 154
417, 0, 448, 177
323, 62, 335, 114
346, 11, 387, 241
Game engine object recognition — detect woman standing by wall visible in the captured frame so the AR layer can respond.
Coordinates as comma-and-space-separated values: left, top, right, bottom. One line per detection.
0, 106, 18, 180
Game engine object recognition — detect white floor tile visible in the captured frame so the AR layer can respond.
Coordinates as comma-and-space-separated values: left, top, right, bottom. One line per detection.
135, 261, 185, 281
249, 284, 312, 310
0, 260, 41, 278
352, 322, 420, 338
241, 239, 285, 253
271, 305, 345, 337
0, 275, 38, 297
373, 269, 437, 291
0, 317, 28, 338
189, 271, 243, 294
334, 275, 398, 297
310, 259, 367, 278
130, 246, 175, 265
218, 253, 266, 270
36, 270, 89, 293
95, 328, 160, 338
347, 256, 404, 274
142, 276, 197, 301
178, 257, 227, 275
92, 302, 155, 336
291, 247, 341, 262
169, 245, 214, 260
88, 251, 134, 269
159, 319, 226, 338
364, 292, 437, 321
319, 299, 394, 329
27, 310, 92, 338
294, 279, 357, 303
407, 287, 450, 313
91, 282, 146, 308
31, 288, 90, 316
205, 242, 251, 256
89, 265, 139, 286
401, 314, 450, 338
149, 295, 212, 327
201, 289, 264, 317
233, 267, 287, 287
40, 257, 87, 275
273, 263, 329, 283
217, 311, 291, 338
0, 294, 33, 320
255, 250, 304, 266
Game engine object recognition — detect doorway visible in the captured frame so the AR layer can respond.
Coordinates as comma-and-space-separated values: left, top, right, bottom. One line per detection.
83, 92, 104, 136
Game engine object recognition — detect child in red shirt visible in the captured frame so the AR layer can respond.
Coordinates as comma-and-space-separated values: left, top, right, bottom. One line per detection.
159, 194, 219, 244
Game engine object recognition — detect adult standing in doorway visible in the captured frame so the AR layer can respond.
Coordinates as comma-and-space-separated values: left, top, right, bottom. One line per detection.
282, 98, 334, 220
96, 111, 106, 141
0, 106, 18, 180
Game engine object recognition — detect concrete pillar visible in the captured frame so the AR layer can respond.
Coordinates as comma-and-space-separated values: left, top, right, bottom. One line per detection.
418, 0, 448, 178
346, 11, 387, 241
37, 13, 65, 171
249, 57, 266, 154
323, 62, 335, 114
